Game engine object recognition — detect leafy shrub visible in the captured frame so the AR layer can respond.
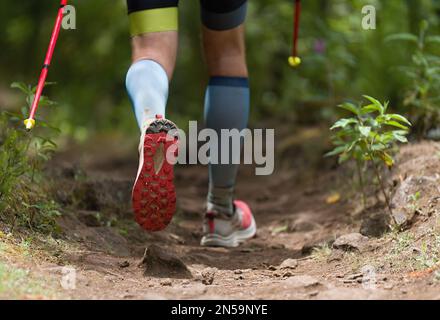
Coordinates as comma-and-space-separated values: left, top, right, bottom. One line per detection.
327, 95, 411, 215
0, 83, 61, 233
386, 20, 440, 137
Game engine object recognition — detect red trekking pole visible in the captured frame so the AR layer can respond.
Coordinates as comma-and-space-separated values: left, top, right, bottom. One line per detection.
288, 0, 302, 68
24, 0, 68, 131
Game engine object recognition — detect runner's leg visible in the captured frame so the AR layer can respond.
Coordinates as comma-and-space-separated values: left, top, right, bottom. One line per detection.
126, 0, 180, 231
126, 0, 178, 132
201, 0, 250, 215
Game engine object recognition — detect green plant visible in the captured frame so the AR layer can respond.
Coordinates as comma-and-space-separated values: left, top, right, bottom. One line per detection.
311, 243, 332, 262
408, 191, 422, 213
0, 262, 53, 299
0, 82, 61, 233
414, 240, 439, 270
386, 20, 440, 137
326, 95, 411, 215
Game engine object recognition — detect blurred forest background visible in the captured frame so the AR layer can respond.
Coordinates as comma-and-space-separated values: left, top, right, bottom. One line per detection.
0, 0, 439, 141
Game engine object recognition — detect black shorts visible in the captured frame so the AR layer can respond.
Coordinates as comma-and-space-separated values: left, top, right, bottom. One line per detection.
127, 0, 248, 35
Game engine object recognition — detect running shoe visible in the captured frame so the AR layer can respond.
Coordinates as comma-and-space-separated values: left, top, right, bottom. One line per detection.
201, 200, 257, 247
132, 115, 179, 231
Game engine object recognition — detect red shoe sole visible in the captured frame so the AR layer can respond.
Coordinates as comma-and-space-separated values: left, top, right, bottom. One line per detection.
132, 131, 177, 231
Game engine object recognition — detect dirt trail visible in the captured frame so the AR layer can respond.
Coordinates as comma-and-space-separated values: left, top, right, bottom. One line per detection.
2, 134, 440, 300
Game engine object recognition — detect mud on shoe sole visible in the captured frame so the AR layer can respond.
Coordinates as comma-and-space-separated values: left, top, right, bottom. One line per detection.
132, 118, 178, 231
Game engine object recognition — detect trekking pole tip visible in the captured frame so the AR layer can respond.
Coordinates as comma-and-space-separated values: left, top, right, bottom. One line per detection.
288, 56, 301, 68
24, 118, 36, 131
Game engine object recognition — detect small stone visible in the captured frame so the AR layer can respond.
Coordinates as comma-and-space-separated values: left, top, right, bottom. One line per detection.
268, 265, 278, 271
160, 279, 172, 286
234, 270, 243, 275
169, 234, 185, 245
384, 283, 394, 290
392, 211, 410, 227
309, 291, 319, 297
342, 279, 357, 284
279, 259, 298, 270
290, 215, 320, 232
118, 261, 130, 268
284, 275, 320, 288
201, 268, 216, 285
346, 273, 364, 280
333, 233, 370, 252
270, 244, 285, 250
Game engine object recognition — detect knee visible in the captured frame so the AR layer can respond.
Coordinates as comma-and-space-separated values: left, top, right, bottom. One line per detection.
203, 27, 248, 77
200, 0, 248, 77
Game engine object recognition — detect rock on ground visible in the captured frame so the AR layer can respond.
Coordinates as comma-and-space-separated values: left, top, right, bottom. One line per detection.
333, 233, 370, 252
201, 268, 216, 285
391, 175, 440, 228
279, 259, 298, 270
140, 245, 192, 279
283, 275, 321, 289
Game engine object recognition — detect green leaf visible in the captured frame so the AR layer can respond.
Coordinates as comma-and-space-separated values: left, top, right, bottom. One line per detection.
393, 130, 409, 136
338, 103, 359, 115
330, 118, 357, 130
325, 146, 347, 157
358, 126, 371, 137
385, 33, 418, 43
37, 121, 62, 133
378, 151, 394, 167
338, 152, 351, 164
393, 134, 408, 143
370, 141, 387, 151
11, 82, 31, 95
362, 95, 384, 114
388, 114, 412, 126
426, 36, 440, 45
347, 139, 360, 152
361, 104, 381, 115
38, 96, 57, 107
392, 130, 409, 143
384, 120, 409, 130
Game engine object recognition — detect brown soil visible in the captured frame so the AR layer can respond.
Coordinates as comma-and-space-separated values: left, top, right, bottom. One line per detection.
2, 133, 440, 300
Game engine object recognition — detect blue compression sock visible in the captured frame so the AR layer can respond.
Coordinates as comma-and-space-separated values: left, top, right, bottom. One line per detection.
204, 76, 250, 215
126, 60, 169, 132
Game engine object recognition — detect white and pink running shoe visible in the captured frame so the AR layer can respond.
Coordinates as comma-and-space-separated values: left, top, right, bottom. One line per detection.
201, 200, 257, 247
132, 115, 179, 232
